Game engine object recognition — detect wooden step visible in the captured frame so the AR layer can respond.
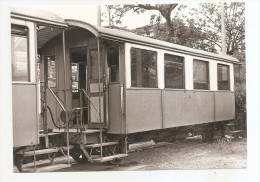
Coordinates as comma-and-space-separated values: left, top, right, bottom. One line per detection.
23, 164, 71, 173
52, 128, 79, 133
39, 133, 62, 137
24, 145, 74, 157
81, 129, 102, 134
52, 128, 102, 134
85, 142, 119, 149
24, 148, 59, 156
92, 154, 128, 163
35, 164, 71, 172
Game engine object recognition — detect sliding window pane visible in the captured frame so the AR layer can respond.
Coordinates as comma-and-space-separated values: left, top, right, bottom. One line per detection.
131, 48, 157, 88
218, 64, 229, 90
165, 54, 184, 89
11, 25, 29, 82
193, 60, 209, 90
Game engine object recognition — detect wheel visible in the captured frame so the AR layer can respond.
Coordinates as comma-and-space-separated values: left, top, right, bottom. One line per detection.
70, 149, 89, 163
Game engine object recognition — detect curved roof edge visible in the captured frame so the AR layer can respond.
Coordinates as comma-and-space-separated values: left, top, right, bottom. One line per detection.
66, 19, 239, 64
65, 19, 100, 37
11, 7, 67, 28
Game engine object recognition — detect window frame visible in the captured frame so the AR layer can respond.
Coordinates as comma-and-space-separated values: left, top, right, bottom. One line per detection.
107, 45, 120, 83
217, 63, 230, 91
11, 24, 31, 83
130, 47, 158, 88
89, 48, 104, 81
164, 53, 185, 89
193, 59, 210, 90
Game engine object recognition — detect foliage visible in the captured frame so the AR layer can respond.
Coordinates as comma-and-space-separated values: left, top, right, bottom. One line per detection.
188, 2, 245, 55
233, 50, 246, 113
103, 4, 177, 42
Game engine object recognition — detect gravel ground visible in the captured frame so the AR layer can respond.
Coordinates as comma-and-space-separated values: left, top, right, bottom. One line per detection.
125, 138, 247, 170
15, 137, 247, 172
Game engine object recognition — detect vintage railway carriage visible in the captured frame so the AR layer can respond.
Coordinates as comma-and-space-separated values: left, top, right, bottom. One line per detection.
11, 8, 239, 172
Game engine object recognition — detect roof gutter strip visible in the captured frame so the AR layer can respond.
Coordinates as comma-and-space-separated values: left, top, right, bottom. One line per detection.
11, 13, 68, 28
100, 33, 239, 64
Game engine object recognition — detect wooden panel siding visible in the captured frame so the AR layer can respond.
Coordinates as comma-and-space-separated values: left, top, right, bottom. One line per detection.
126, 89, 162, 133
125, 89, 235, 134
107, 84, 125, 134
162, 90, 215, 128
13, 84, 38, 147
214, 92, 235, 121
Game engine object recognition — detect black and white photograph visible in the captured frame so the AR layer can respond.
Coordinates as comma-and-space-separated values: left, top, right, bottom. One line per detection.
0, 0, 259, 181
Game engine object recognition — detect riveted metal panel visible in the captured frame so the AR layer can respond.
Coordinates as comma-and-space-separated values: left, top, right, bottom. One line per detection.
214, 92, 235, 121
162, 90, 215, 128
13, 84, 38, 147
126, 89, 162, 133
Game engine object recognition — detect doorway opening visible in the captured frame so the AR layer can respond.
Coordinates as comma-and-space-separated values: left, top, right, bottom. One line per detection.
70, 47, 88, 125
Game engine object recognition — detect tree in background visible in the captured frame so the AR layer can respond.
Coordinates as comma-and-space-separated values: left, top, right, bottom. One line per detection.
103, 4, 177, 42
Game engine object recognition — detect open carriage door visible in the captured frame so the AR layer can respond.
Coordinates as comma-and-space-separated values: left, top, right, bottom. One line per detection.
87, 39, 106, 127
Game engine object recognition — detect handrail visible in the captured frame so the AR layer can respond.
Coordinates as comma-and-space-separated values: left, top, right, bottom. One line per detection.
81, 89, 100, 115
120, 83, 125, 118
47, 87, 100, 119
47, 86, 66, 112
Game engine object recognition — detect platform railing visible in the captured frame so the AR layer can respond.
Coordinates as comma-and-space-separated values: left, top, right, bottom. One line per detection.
46, 85, 70, 165
47, 86, 67, 114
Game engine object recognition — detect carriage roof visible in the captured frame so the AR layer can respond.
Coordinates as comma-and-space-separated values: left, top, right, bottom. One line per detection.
11, 8, 239, 63
66, 19, 239, 64
11, 7, 67, 28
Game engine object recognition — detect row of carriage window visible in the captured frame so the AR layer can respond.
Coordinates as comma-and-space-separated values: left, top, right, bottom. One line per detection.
131, 48, 230, 90
11, 24, 230, 91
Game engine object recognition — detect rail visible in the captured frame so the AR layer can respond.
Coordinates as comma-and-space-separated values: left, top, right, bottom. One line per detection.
46, 85, 70, 165
47, 86, 66, 113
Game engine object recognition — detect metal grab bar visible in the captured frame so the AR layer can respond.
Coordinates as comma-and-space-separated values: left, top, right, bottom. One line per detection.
120, 83, 125, 118
47, 86, 66, 113
81, 89, 100, 115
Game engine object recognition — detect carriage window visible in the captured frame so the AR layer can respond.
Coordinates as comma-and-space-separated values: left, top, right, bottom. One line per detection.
46, 56, 56, 87
90, 49, 103, 80
164, 54, 184, 89
11, 24, 29, 82
218, 64, 230, 90
108, 46, 119, 82
193, 60, 209, 90
131, 48, 157, 88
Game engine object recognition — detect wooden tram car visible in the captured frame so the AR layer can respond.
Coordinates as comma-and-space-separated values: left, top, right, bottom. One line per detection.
11, 8, 239, 172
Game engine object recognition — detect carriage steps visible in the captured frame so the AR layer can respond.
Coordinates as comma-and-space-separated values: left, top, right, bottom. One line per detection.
81, 141, 128, 162
16, 129, 128, 172
23, 145, 74, 157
